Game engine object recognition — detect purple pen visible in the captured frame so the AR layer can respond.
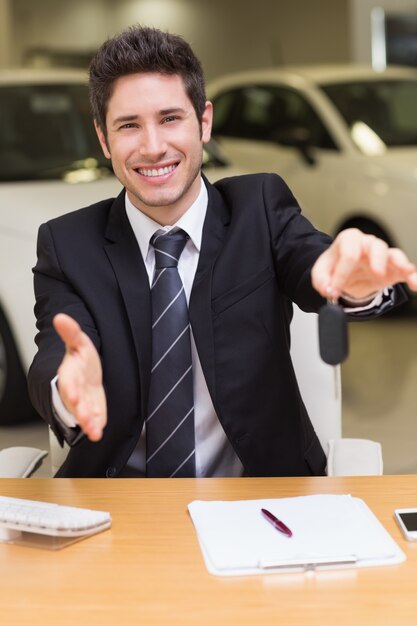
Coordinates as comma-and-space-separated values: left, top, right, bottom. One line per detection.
261, 508, 293, 537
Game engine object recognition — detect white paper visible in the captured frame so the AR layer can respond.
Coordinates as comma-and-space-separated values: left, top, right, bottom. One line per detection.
188, 494, 405, 576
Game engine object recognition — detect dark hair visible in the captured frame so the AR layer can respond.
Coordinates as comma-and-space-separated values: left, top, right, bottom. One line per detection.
89, 25, 206, 137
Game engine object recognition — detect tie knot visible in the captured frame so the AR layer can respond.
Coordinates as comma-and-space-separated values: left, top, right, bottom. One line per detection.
152, 230, 188, 269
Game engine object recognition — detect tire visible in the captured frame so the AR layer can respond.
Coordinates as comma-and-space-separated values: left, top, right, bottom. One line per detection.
0, 306, 39, 425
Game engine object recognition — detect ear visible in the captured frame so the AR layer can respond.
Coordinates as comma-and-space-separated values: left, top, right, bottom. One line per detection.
94, 120, 111, 159
201, 101, 213, 144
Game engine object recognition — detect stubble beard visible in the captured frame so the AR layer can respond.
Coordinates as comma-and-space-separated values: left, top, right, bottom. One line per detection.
127, 154, 203, 213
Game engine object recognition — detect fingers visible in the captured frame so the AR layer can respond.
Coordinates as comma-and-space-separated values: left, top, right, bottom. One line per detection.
312, 229, 417, 299
364, 235, 389, 275
57, 375, 107, 442
406, 270, 417, 292
57, 364, 107, 442
325, 230, 363, 298
330, 234, 389, 297
387, 248, 417, 291
72, 394, 107, 442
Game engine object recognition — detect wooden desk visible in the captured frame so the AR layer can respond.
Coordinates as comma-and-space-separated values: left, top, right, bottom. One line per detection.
1, 476, 417, 625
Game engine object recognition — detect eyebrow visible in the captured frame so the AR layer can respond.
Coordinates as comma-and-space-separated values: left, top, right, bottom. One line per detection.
159, 107, 187, 116
111, 108, 188, 128
111, 114, 138, 128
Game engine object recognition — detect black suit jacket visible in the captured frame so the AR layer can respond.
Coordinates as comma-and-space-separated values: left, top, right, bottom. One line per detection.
28, 173, 403, 477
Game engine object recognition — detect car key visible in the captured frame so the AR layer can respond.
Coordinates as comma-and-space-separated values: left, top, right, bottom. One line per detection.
318, 298, 349, 366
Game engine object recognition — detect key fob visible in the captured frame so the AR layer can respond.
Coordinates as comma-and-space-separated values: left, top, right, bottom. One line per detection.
318, 302, 349, 365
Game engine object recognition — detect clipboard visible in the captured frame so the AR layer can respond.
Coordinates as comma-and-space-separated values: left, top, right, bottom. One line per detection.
188, 494, 406, 576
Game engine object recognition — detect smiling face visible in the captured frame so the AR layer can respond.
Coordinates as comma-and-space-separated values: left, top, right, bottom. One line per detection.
95, 72, 212, 224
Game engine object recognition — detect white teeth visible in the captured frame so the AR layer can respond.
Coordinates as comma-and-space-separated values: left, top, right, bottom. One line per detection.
138, 165, 176, 177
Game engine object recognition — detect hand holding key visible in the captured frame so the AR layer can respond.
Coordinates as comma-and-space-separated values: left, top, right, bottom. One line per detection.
312, 228, 417, 366
311, 228, 417, 302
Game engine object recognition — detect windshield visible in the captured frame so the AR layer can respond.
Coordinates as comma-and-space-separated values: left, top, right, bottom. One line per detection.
321, 79, 417, 149
0, 83, 111, 181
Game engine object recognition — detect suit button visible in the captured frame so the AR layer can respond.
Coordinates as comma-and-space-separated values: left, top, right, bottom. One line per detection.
106, 466, 117, 478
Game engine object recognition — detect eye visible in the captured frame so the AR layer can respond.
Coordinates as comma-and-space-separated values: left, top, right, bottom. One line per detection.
162, 115, 179, 124
119, 123, 137, 130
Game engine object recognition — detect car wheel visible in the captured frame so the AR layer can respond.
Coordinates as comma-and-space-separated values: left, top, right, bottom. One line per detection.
0, 307, 38, 425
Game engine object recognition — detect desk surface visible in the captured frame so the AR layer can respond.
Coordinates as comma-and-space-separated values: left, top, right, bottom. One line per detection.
1, 475, 417, 625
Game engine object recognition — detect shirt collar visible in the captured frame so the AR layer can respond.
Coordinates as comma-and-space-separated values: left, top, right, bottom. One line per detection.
124, 178, 208, 261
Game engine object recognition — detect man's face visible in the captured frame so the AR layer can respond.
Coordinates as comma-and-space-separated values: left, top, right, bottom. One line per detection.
95, 72, 212, 224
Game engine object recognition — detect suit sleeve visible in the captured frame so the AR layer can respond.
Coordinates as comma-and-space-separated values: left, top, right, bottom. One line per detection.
261, 173, 332, 311
261, 173, 407, 316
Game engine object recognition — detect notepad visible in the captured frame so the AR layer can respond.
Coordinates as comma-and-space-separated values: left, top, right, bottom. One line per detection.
188, 494, 405, 576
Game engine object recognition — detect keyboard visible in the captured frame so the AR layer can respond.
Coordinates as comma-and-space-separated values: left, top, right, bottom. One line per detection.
0, 495, 112, 538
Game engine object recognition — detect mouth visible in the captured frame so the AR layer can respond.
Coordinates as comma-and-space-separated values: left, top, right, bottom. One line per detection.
135, 163, 178, 178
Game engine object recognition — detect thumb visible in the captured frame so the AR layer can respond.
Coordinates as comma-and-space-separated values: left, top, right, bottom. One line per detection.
53, 313, 84, 351
311, 245, 338, 297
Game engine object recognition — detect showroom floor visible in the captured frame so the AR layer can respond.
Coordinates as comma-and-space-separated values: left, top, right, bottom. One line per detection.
1, 307, 417, 477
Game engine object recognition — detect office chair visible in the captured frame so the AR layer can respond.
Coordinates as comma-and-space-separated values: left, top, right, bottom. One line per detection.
290, 304, 383, 476
49, 430, 68, 476
48, 305, 383, 477
0, 446, 48, 478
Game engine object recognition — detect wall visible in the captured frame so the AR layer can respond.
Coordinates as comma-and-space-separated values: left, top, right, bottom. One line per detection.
350, 0, 417, 63
104, 0, 351, 79
8, 0, 351, 78
0, 0, 13, 68
11, 0, 109, 66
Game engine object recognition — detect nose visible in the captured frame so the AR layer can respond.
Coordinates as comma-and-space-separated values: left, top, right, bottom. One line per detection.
139, 126, 167, 160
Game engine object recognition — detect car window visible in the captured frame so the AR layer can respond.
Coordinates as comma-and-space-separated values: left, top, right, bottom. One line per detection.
321, 80, 417, 147
0, 83, 109, 181
210, 90, 236, 134
212, 85, 337, 150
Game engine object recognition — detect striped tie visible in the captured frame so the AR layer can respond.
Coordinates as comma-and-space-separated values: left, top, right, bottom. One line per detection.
146, 229, 196, 477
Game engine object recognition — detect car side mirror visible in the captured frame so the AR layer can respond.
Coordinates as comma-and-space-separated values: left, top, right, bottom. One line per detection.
272, 127, 317, 166
202, 139, 230, 168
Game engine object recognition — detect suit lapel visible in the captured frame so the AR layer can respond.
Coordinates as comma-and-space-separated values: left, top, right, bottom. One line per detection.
189, 177, 230, 399
103, 191, 152, 416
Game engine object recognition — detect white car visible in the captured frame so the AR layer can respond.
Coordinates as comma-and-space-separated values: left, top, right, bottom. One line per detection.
208, 64, 417, 262
0, 69, 238, 425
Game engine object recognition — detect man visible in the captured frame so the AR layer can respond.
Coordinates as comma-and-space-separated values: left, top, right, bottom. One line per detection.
28, 26, 417, 478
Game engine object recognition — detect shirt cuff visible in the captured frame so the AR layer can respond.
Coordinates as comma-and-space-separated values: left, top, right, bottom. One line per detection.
340, 287, 389, 312
51, 375, 78, 428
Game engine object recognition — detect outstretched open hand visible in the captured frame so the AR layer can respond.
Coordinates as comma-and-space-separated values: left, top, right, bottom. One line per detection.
54, 313, 107, 442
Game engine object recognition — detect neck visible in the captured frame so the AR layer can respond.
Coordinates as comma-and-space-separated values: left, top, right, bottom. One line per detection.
135, 204, 189, 226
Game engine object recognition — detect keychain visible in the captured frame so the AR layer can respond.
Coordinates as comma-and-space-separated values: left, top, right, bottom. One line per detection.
318, 297, 349, 366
